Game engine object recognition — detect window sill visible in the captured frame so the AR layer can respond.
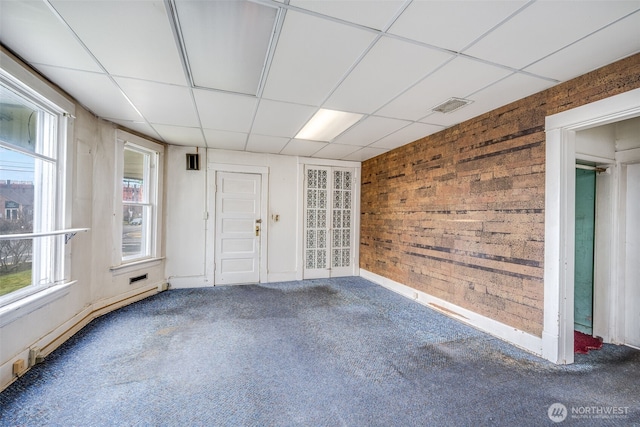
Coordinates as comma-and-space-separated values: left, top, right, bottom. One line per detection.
110, 257, 165, 276
0, 281, 76, 327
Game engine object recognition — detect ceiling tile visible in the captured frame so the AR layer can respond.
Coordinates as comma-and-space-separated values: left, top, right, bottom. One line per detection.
377, 56, 512, 121
203, 129, 248, 151
280, 139, 328, 157
0, 0, 101, 72
246, 134, 290, 154
389, 1, 527, 52
252, 100, 316, 138
262, 10, 376, 105
289, 0, 406, 30
464, 1, 640, 69
34, 65, 142, 121
524, 11, 640, 81
324, 37, 453, 114
193, 89, 258, 133
424, 73, 555, 127
311, 143, 360, 160
152, 124, 205, 147
50, 0, 187, 85
332, 116, 411, 146
174, 0, 278, 94
343, 146, 388, 162
2, 0, 638, 162
115, 78, 198, 127
370, 123, 444, 150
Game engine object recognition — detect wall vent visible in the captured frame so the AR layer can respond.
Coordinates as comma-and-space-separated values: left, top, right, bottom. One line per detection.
432, 97, 473, 114
129, 274, 148, 284
186, 153, 200, 170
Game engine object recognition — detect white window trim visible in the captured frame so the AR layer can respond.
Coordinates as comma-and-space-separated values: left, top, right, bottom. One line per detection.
112, 130, 164, 269
0, 49, 75, 311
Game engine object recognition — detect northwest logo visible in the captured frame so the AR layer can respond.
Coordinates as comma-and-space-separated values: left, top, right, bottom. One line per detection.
548, 403, 568, 422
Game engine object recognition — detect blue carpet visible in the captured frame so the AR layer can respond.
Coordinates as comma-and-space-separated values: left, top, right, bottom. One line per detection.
1, 277, 639, 426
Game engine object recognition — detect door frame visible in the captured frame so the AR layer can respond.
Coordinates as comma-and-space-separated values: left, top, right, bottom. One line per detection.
573, 166, 597, 335
206, 163, 269, 285
543, 87, 640, 364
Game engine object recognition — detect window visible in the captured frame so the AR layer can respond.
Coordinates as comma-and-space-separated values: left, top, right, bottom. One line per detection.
115, 131, 163, 266
0, 74, 68, 302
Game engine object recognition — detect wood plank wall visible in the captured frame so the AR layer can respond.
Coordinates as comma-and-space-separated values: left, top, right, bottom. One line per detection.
360, 53, 640, 336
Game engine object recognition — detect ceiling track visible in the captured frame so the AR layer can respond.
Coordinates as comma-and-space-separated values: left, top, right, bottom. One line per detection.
164, 0, 195, 90
255, 6, 287, 98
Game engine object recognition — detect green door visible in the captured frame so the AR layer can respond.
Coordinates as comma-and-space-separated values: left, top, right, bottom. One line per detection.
574, 168, 596, 335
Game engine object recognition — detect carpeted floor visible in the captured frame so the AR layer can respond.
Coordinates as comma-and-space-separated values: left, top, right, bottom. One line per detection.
1, 277, 639, 426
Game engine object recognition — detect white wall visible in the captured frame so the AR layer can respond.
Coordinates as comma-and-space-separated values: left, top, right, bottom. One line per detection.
575, 116, 640, 160
576, 123, 616, 161
625, 163, 640, 347
0, 49, 166, 391
164, 145, 208, 282
615, 117, 640, 152
165, 147, 360, 287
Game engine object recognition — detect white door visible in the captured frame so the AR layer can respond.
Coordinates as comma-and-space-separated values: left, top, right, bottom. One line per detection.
304, 167, 354, 279
624, 163, 640, 348
215, 172, 261, 285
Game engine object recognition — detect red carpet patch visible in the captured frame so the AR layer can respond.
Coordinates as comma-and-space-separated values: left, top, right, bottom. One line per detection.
575, 330, 603, 354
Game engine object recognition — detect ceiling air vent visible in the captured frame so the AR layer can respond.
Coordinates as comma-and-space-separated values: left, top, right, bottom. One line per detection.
432, 97, 473, 114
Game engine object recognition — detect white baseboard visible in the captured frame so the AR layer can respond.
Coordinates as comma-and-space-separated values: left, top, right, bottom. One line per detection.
266, 271, 297, 282
169, 272, 299, 288
167, 276, 211, 289
360, 269, 543, 358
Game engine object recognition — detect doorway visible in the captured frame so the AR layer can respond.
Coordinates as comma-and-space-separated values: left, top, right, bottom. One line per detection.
543, 87, 640, 364
214, 171, 262, 285
574, 166, 596, 335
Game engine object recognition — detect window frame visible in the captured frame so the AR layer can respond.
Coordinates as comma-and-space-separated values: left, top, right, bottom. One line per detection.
0, 50, 74, 308
112, 130, 163, 269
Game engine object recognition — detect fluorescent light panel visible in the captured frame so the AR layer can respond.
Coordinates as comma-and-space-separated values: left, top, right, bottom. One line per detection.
296, 109, 364, 142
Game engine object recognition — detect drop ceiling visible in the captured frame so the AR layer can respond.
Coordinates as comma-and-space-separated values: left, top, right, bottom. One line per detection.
1, 0, 639, 162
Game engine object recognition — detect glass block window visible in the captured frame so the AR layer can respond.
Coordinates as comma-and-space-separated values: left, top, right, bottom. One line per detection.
304, 167, 354, 275
305, 168, 328, 269
331, 170, 352, 268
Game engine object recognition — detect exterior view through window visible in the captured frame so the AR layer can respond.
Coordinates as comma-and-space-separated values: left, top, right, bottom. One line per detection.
122, 145, 153, 261
0, 81, 61, 300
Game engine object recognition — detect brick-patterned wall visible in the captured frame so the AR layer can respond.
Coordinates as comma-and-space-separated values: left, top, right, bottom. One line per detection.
360, 53, 640, 336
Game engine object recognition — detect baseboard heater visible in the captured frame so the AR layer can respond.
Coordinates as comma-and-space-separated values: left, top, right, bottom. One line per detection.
129, 274, 148, 285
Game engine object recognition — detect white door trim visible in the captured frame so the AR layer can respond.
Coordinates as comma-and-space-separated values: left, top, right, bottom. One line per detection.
543, 87, 640, 364
207, 163, 269, 285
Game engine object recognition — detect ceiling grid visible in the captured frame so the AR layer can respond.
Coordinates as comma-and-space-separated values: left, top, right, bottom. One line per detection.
0, 0, 638, 161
